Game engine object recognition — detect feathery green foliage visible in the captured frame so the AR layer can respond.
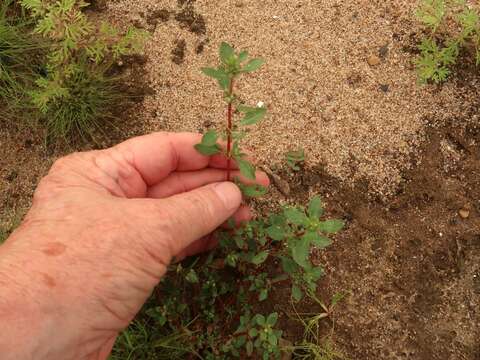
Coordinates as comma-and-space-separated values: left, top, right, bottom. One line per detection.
415, 0, 480, 83
18, 0, 148, 138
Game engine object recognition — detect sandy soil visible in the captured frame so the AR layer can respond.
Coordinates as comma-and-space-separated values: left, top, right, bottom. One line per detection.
106, 0, 476, 198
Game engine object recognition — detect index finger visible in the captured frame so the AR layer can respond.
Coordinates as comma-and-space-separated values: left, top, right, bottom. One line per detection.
113, 132, 237, 186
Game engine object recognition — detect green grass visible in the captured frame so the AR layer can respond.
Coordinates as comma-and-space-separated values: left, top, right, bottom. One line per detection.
0, 212, 23, 245
0, 228, 8, 245
110, 309, 199, 360
34, 63, 125, 140
288, 292, 346, 360
0, 0, 43, 121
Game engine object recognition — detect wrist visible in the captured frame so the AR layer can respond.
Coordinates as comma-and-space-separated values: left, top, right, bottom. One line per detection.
0, 242, 50, 359
0, 231, 76, 360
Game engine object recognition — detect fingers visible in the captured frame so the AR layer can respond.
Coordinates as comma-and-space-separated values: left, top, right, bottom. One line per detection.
147, 169, 270, 199
173, 205, 251, 261
111, 132, 244, 187
147, 182, 242, 260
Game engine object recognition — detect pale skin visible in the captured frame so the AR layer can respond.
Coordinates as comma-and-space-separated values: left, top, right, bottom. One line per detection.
0, 132, 269, 360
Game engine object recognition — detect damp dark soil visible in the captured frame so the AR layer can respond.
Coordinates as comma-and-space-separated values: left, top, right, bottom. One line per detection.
266, 119, 480, 360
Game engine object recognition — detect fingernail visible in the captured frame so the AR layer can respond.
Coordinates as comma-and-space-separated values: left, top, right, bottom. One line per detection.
213, 182, 242, 211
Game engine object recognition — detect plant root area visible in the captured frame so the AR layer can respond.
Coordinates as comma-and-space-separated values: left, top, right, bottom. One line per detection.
1, 0, 479, 359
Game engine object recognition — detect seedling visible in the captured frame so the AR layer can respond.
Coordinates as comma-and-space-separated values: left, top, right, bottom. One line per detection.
285, 149, 305, 171
415, 0, 480, 83
195, 42, 267, 195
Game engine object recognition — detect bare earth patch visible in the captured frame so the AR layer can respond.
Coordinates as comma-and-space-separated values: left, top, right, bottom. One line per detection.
107, 0, 475, 198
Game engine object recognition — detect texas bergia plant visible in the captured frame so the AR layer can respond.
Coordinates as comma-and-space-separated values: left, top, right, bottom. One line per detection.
194, 42, 267, 196
113, 43, 344, 360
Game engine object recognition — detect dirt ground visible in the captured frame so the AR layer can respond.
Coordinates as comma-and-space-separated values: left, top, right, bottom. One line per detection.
1, 0, 479, 359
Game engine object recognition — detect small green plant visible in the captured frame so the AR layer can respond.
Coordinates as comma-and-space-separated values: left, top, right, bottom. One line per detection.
18, 0, 148, 138
290, 292, 346, 359
415, 0, 480, 83
113, 42, 345, 359
195, 42, 267, 195
285, 148, 305, 171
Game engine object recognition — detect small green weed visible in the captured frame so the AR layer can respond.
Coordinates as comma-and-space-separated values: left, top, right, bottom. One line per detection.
415, 0, 480, 83
196, 42, 267, 195
285, 149, 305, 171
290, 292, 346, 360
114, 43, 345, 359
18, 0, 148, 138
0, 212, 24, 245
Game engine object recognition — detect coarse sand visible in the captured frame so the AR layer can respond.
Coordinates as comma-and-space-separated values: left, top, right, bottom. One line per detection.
106, 0, 477, 198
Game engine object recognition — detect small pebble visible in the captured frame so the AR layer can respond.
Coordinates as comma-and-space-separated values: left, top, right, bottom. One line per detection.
379, 44, 389, 58
459, 209, 470, 219
367, 55, 381, 66
380, 84, 389, 93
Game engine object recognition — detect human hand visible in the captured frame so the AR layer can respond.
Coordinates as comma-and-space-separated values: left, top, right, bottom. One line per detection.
0, 132, 269, 360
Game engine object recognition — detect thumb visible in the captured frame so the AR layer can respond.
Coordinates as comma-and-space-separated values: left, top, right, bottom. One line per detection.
151, 182, 242, 258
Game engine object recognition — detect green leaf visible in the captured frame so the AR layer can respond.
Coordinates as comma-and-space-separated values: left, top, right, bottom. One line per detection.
266, 312, 278, 326
237, 158, 256, 180
280, 256, 297, 274
220, 42, 235, 64
201, 129, 218, 146
312, 235, 331, 248
251, 251, 269, 265
303, 231, 331, 248
201, 67, 227, 80
239, 107, 266, 126
238, 50, 248, 62
308, 196, 324, 218
284, 208, 308, 226
226, 254, 237, 267
331, 292, 346, 307
237, 105, 258, 113
234, 235, 245, 249
236, 182, 267, 197
266, 225, 285, 241
248, 328, 258, 337
318, 219, 344, 234
246, 340, 254, 356
255, 314, 266, 326
259, 288, 268, 301
218, 76, 230, 90
292, 285, 303, 301
194, 143, 221, 156
242, 58, 265, 72
268, 333, 278, 346
185, 269, 198, 283
308, 266, 324, 281
235, 335, 247, 348
291, 236, 311, 268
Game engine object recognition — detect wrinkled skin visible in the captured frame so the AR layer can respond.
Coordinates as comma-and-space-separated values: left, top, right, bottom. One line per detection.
0, 132, 269, 360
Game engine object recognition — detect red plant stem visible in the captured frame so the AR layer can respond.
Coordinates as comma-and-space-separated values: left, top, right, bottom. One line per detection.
226, 78, 234, 181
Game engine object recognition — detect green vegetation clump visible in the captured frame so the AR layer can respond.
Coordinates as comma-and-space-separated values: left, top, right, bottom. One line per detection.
19, 0, 148, 138
1, 0, 147, 138
415, 0, 480, 83
0, 0, 41, 121
112, 43, 344, 360
285, 149, 305, 171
